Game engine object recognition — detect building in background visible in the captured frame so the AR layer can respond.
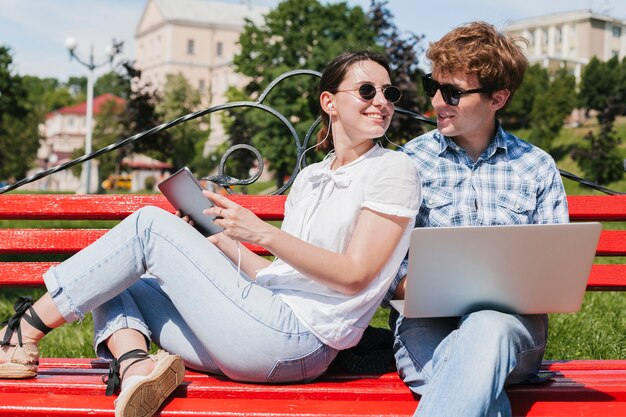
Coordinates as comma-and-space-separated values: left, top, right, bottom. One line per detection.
134, 0, 268, 153
32, 94, 124, 192
32, 94, 172, 192
506, 9, 626, 82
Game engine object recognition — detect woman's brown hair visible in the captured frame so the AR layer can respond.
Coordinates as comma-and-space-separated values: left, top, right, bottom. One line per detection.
316, 51, 392, 152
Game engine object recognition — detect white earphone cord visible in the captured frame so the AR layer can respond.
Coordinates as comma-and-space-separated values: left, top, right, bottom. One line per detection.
298, 111, 332, 170
383, 132, 407, 152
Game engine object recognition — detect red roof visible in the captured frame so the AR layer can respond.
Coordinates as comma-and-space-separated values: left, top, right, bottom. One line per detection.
47, 93, 125, 118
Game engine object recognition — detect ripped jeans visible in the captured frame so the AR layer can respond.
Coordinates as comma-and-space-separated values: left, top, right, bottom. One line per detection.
43, 206, 337, 383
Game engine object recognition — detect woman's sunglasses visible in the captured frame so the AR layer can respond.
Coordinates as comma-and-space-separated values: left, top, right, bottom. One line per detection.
336, 83, 402, 104
421, 73, 490, 106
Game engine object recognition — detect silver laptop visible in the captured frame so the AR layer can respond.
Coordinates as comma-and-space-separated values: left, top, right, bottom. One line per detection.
390, 223, 602, 318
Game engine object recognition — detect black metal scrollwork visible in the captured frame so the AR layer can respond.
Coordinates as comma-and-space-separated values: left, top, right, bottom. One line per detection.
1, 69, 613, 196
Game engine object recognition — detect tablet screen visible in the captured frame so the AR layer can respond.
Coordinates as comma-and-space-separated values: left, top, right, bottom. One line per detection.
158, 167, 224, 236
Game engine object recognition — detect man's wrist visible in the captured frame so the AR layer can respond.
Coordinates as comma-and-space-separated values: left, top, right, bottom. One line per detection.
394, 275, 407, 299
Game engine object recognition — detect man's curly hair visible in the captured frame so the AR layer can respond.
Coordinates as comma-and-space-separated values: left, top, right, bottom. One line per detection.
426, 21, 528, 106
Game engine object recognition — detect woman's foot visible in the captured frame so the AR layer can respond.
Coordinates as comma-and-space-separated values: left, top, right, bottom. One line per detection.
0, 340, 39, 378
0, 296, 51, 379
111, 349, 185, 417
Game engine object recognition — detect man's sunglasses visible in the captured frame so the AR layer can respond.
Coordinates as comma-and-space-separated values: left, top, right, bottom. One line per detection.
335, 83, 402, 104
421, 73, 490, 106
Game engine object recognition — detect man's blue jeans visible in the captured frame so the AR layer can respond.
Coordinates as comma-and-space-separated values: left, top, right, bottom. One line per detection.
390, 309, 548, 417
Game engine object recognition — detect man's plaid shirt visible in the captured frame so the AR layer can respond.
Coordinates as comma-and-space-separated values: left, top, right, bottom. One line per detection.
382, 124, 569, 307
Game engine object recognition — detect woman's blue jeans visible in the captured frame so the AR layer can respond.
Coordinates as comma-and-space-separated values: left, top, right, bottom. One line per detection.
390, 309, 548, 417
43, 206, 337, 383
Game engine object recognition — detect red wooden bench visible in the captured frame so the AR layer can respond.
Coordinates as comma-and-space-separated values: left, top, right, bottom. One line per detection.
0, 193, 625, 416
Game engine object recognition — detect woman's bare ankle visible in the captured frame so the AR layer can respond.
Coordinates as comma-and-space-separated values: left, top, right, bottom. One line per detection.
120, 356, 155, 382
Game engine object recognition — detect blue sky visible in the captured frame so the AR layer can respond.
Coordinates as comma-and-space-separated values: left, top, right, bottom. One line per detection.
1, 0, 625, 81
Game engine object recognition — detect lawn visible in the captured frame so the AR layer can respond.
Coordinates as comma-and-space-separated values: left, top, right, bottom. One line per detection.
1, 118, 625, 360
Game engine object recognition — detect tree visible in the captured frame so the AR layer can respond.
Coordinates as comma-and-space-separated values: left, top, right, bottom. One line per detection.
368, 0, 427, 143
578, 56, 619, 113
117, 61, 170, 163
66, 75, 88, 100
95, 70, 131, 99
616, 56, 626, 116
155, 73, 207, 169
527, 67, 577, 151
0, 46, 40, 181
501, 64, 549, 130
229, 0, 378, 188
572, 95, 623, 185
22, 76, 75, 113
69, 94, 127, 182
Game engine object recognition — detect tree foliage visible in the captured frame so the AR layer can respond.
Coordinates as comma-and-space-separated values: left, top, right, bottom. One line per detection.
501, 64, 549, 130
90, 98, 127, 185
578, 56, 620, 112
572, 95, 623, 185
71, 62, 167, 183
230, 0, 378, 187
95, 70, 131, 99
227, 0, 426, 188
21, 76, 74, 114
527, 67, 577, 151
368, 0, 427, 143
155, 73, 207, 170
117, 62, 170, 162
0, 46, 40, 181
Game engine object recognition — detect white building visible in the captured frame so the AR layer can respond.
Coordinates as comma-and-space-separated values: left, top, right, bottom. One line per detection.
33, 94, 172, 193
506, 10, 626, 82
33, 94, 125, 192
134, 0, 268, 152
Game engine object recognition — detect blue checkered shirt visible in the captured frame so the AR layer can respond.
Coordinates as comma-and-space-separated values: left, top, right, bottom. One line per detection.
382, 125, 569, 307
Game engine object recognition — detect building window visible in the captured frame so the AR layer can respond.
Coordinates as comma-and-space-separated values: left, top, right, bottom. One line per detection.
542, 28, 549, 46
187, 39, 195, 55
555, 26, 562, 44
613, 26, 622, 38
198, 79, 206, 95
216, 41, 223, 57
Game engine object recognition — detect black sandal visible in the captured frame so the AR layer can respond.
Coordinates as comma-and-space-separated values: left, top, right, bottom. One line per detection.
0, 296, 53, 378
104, 348, 185, 417
103, 348, 151, 396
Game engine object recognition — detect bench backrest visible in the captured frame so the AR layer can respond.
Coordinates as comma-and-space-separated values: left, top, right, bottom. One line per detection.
0, 194, 624, 290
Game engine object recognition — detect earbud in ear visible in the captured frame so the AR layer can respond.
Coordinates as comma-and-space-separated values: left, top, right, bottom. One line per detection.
328, 103, 334, 110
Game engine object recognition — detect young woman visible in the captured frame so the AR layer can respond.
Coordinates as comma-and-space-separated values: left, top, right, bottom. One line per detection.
0, 51, 421, 417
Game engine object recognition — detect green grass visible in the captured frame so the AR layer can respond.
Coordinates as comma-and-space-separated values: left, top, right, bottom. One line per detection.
1, 118, 625, 359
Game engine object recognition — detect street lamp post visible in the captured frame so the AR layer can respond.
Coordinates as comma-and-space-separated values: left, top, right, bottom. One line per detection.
64, 37, 123, 193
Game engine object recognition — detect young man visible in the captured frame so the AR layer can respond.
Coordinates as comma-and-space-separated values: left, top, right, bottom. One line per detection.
383, 22, 569, 417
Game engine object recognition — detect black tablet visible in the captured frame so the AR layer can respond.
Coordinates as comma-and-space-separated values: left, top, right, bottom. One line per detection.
158, 167, 224, 236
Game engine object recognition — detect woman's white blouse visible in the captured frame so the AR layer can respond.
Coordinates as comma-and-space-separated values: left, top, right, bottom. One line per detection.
255, 144, 421, 350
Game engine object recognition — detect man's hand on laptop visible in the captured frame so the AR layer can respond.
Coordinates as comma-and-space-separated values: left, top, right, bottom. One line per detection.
394, 275, 407, 300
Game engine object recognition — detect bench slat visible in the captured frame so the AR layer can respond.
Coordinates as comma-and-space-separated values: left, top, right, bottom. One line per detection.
0, 229, 270, 256
0, 393, 421, 417
568, 195, 626, 221
0, 394, 624, 417
1, 194, 624, 221
2, 366, 624, 401
1, 263, 624, 288
2, 228, 624, 256
0, 194, 287, 220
